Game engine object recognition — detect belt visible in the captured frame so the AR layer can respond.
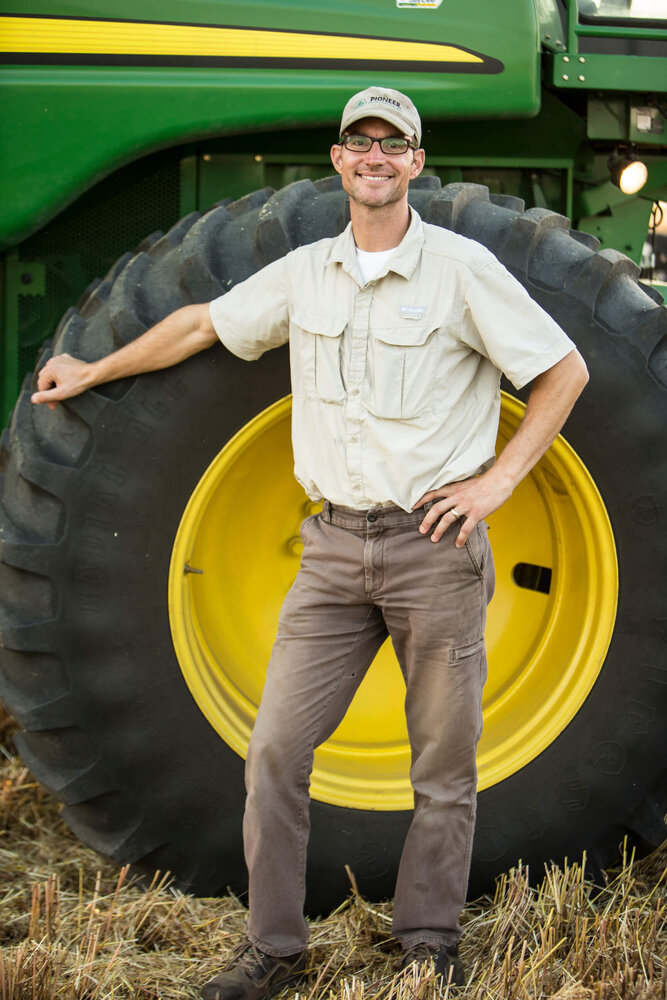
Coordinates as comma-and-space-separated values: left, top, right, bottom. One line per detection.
320, 498, 439, 529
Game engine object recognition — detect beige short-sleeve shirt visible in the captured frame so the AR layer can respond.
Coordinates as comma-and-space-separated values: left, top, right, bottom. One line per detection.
209, 209, 575, 511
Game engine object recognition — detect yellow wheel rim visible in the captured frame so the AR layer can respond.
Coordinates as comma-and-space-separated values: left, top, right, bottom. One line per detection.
169, 393, 618, 811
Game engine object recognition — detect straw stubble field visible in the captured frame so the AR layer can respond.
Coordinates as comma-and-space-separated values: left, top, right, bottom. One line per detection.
1, 706, 665, 1000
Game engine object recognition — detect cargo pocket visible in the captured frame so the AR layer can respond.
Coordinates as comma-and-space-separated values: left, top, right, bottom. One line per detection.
363, 323, 439, 419
449, 635, 485, 664
291, 308, 346, 404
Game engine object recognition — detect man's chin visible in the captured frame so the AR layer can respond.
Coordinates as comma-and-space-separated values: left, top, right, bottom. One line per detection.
349, 184, 401, 208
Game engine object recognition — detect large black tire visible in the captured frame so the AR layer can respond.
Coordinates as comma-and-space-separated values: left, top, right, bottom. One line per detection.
0, 177, 665, 910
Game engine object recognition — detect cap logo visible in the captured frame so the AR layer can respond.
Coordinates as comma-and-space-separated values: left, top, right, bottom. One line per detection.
369, 95, 401, 109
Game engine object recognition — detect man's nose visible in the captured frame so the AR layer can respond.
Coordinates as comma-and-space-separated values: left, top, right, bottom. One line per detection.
364, 139, 388, 161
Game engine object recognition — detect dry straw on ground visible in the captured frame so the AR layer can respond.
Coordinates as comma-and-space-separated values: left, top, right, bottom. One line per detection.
0, 706, 665, 1000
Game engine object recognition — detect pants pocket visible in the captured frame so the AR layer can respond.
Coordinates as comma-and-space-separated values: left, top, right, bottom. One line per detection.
463, 522, 488, 580
449, 635, 485, 664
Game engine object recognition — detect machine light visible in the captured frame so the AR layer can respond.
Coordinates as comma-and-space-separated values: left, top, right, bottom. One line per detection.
608, 150, 649, 195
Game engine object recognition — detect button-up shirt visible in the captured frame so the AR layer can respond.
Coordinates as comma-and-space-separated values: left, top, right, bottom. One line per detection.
209, 209, 574, 510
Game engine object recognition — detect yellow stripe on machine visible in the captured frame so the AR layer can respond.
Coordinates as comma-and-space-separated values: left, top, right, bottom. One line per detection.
1, 16, 483, 63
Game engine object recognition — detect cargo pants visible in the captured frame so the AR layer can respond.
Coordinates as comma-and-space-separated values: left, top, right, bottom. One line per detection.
243, 500, 495, 955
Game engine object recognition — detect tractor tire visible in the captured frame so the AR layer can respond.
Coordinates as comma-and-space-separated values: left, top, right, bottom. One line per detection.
0, 176, 665, 911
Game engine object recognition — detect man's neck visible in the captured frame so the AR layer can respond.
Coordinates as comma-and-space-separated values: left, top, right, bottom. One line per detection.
350, 200, 411, 252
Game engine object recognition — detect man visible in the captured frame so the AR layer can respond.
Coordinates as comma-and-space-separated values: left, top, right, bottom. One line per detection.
32, 87, 588, 998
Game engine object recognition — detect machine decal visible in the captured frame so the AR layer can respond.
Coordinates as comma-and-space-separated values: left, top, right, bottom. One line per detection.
0, 15, 504, 73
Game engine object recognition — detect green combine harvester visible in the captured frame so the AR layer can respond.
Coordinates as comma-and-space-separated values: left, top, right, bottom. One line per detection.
0, 0, 665, 912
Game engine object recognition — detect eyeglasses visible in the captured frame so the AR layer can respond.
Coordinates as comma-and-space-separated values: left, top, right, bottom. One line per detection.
338, 134, 416, 155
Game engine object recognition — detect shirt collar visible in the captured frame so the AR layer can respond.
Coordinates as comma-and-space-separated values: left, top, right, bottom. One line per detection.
325, 207, 425, 283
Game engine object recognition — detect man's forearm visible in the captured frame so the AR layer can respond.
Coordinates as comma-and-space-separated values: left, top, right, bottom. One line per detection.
489, 347, 590, 493
32, 303, 218, 407
414, 347, 589, 545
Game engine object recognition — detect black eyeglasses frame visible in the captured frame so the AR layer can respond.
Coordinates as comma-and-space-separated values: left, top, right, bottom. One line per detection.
337, 133, 417, 155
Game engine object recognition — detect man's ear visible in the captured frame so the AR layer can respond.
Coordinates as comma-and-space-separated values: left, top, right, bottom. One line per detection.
409, 148, 426, 180
330, 144, 343, 175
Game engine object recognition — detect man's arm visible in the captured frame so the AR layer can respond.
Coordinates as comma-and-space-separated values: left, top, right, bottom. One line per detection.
31, 303, 218, 410
413, 348, 589, 546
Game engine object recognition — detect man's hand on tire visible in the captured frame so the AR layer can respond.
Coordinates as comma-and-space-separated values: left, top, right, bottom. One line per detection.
31, 353, 94, 409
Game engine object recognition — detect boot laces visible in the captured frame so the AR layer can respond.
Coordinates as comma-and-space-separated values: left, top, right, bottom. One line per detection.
404, 942, 437, 965
228, 939, 272, 976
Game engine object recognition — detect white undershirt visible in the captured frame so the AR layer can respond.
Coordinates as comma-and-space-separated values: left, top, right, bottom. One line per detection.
355, 246, 396, 283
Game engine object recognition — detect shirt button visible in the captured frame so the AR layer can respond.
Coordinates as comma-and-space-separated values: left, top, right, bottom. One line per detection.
350, 436, 358, 443
354, 484, 362, 491
367, 512, 378, 522
352, 389, 360, 395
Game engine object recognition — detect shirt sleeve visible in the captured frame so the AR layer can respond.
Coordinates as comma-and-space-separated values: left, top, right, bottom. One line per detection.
209, 255, 290, 361
460, 259, 576, 389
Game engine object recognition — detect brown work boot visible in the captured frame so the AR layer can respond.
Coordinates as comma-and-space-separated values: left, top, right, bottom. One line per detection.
200, 938, 307, 1000
400, 942, 465, 988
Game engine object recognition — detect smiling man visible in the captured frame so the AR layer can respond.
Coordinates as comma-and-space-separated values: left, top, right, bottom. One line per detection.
331, 120, 424, 218
32, 87, 588, 999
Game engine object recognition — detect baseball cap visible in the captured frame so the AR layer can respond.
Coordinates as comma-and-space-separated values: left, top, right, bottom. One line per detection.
340, 87, 422, 146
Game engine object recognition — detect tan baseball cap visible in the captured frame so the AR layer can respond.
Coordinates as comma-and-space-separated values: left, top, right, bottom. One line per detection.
340, 87, 422, 146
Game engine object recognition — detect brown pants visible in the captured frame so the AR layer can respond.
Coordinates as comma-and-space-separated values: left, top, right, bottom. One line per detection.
244, 501, 495, 955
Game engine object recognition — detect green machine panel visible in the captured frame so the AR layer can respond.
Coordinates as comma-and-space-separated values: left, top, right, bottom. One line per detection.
0, 0, 541, 248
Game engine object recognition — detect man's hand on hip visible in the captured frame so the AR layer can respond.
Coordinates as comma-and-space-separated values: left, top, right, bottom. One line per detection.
413, 467, 514, 547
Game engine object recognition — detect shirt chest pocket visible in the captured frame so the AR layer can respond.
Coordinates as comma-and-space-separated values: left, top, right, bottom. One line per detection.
290, 308, 347, 405
364, 323, 439, 419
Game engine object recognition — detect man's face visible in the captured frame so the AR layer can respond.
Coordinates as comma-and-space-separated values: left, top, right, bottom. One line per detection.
330, 117, 425, 209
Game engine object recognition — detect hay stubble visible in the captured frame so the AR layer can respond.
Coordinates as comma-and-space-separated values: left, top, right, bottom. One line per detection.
0, 709, 664, 999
